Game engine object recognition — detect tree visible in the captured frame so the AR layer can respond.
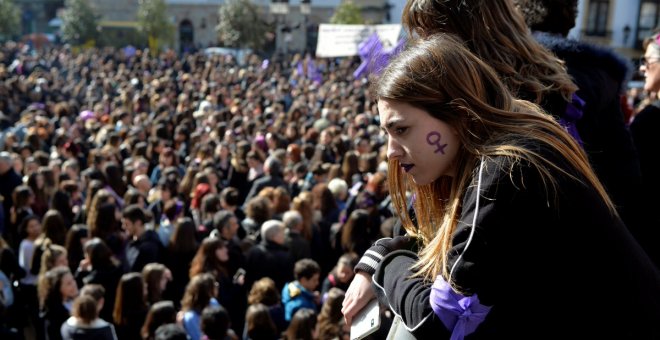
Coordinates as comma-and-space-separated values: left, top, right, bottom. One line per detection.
0, 0, 20, 40
61, 0, 100, 46
330, 1, 365, 25
137, 0, 174, 53
216, 0, 270, 50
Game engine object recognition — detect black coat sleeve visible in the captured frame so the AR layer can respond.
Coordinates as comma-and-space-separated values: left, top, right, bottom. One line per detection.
372, 250, 450, 338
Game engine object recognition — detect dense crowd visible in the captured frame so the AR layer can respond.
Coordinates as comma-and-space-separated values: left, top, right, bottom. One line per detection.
0, 40, 394, 340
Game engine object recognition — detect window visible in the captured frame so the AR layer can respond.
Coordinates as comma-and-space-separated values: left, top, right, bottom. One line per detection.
638, 1, 660, 45
586, 0, 610, 36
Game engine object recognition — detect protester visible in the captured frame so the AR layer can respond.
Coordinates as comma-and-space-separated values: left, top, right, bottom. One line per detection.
342, 34, 660, 338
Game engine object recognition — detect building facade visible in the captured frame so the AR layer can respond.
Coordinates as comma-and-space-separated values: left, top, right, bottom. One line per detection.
85, 0, 391, 53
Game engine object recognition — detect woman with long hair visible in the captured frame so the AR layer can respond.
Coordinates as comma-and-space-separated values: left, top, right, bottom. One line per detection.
283, 308, 317, 340
64, 224, 89, 274
26, 171, 49, 218
341, 34, 660, 337
316, 288, 345, 339
244, 303, 279, 340
166, 217, 197, 306
141, 263, 172, 306
180, 273, 220, 340
140, 300, 176, 340
76, 238, 122, 322
39, 266, 78, 340
113, 273, 148, 340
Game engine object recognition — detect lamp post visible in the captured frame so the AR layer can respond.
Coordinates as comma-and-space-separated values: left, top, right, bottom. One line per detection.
301, 0, 310, 53
270, 0, 290, 54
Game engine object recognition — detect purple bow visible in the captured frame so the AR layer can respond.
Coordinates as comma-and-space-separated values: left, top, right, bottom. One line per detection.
430, 275, 491, 340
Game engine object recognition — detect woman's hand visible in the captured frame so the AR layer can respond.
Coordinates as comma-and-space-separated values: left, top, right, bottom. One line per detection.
341, 271, 375, 326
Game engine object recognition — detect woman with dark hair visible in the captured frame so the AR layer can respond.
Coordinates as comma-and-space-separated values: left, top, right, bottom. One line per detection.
140, 300, 176, 340
74, 179, 105, 225
316, 288, 345, 339
247, 277, 286, 334
76, 238, 122, 322
51, 189, 74, 228
282, 308, 317, 340
103, 162, 127, 202
166, 217, 197, 306
245, 303, 278, 340
9, 185, 35, 248
64, 225, 89, 274
113, 272, 148, 340
180, 273, 220, 340
27, 171, 49, 218
141, 263, 172, 306
189, 236, 228, 284
40, 209, 67, 246
90, 202, 123, 256
39, 266, 79, 340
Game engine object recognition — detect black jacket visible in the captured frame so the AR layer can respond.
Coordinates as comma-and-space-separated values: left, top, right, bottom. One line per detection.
124, 229, 163, 273
244, 240, 294, 291
372, 154, 660, 339
533, 33, 658, 265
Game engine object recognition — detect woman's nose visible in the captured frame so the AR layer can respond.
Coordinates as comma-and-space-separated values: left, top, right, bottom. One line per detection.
387, 137, 403, 160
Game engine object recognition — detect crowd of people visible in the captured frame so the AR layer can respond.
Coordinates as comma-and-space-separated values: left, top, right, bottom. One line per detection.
0, 21, 395, 339
1, 0, 659, 339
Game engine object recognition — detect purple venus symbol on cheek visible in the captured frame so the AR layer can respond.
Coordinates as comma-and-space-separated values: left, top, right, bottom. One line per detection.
426, 131, 448, 154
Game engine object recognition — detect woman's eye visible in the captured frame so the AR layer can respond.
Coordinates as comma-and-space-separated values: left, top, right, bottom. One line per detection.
394, 127, 408, 135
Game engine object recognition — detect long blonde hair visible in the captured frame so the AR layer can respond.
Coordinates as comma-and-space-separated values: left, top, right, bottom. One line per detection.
375, 34, 614, 284
402, 0, 577, 104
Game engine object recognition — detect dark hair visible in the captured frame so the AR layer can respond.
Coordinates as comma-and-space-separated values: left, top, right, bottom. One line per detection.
169, 217, 197, 254
154, 324, 188, 340
65, 224, 88, 273
212, 210, 235, 233
246, 303, 278, 340
41, 209, 67, 246
294, 258, 321, 281
142, 263, 170, 305
219, 187, 240, 207
141, 300, 177, 340
181, 273, 217, 313
317, 288, 346, 339
189, 237, 227, 279
122, 204, 151, 224
284, 308, 317, 340
201, 305, 231, 340
113, 272, 147, 325
84, 238, 116, 269
247, 277, 280, 306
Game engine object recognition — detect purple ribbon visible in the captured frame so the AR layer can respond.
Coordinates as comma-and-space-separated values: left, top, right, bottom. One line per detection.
430, 275, 491, 340
558, 93, 585, 146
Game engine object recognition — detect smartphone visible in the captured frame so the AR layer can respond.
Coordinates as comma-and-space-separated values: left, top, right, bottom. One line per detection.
350, 298, 381, 340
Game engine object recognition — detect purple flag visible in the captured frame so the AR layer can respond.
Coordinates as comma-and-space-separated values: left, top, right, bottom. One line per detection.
306, 55, 323, 84
354, 32, 384, 79
296, 61, 304, 77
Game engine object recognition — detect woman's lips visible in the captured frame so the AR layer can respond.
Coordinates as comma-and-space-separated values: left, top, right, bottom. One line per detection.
401, 163, 414, 173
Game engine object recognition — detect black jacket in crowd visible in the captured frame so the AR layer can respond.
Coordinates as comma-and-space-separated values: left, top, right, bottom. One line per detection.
371, 154, 660, 338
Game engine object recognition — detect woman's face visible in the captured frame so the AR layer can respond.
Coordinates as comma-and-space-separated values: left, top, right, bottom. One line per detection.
337, 263, 354, 284
642, 44, 660, 92
160, 269, 172, 291
378, 99, 460, 185
60, 273, 78, 300
215, 245, 229, 262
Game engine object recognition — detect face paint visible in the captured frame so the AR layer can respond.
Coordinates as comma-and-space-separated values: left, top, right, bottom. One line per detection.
426, 131, 448, 154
